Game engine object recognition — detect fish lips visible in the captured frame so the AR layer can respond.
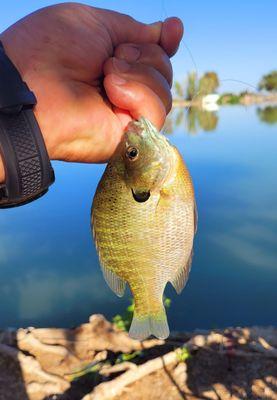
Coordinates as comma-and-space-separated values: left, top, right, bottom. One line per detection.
132, 189, 151, 203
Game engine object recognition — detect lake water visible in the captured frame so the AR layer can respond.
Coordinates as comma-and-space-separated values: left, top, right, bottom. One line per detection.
0, 105, 276, 331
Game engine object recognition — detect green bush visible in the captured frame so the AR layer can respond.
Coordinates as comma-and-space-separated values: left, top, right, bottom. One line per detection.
218, 93, 241, 105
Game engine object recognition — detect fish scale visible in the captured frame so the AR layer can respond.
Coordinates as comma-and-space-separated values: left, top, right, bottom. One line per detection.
91, 117, 196, 340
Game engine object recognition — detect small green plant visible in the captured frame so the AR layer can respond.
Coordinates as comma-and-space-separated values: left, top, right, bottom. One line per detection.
112, 299, 135, 331
115, 350, 142, 364
177, 346, 191, 362
66, 360, 107, 381
164, 297, 171, 309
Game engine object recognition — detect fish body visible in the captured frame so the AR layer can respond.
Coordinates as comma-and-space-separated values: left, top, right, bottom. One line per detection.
91, 118, 197, 340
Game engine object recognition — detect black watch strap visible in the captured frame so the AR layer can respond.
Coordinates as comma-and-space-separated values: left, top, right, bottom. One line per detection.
0, 41, 55, 208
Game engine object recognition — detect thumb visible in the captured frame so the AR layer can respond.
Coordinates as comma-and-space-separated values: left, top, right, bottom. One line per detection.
96, 9, 163, 45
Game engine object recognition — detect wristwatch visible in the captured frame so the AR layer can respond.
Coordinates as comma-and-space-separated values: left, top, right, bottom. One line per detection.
0, 41, 55, 208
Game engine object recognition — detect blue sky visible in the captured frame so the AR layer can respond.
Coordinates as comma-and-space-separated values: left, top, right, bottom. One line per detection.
0, 0, 276, 92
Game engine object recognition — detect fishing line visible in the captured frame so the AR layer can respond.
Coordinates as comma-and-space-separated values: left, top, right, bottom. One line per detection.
159, 0, 200, 117
219, 78, 258, 92
160, 0, 199, 79
160, 0, 260, 119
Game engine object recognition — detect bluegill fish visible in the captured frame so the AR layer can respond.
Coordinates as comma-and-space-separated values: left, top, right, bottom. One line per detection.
91, 117, 197, 340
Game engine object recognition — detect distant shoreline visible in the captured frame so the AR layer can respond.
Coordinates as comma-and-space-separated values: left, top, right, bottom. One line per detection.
173, 93, 277, 108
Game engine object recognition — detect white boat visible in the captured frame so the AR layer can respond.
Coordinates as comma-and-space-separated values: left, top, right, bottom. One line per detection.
202, 94, 220, 111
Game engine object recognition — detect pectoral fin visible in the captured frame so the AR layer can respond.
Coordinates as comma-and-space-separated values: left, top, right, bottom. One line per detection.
102, 265, 126, 297
170, 251, 193, 294
92, 215, 126, 298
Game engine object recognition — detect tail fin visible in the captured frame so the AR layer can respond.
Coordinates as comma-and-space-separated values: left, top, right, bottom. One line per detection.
129, 304, 169, 341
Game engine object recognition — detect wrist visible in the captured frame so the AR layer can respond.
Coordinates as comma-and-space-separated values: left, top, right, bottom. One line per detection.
0, 154, 4, 183
0, 39, 55, 207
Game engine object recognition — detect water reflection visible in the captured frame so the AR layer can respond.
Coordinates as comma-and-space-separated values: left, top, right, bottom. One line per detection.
257, 106, 277, 125
164, 107, 218, 134
164, 105, 277, 135
0, 106, 276, 331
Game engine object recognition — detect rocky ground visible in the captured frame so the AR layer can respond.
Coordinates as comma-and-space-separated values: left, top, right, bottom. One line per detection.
0, 315, 276, 400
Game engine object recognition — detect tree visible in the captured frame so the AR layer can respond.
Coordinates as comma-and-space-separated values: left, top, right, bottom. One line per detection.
186, 72, 198, 100
258, 71, 277, 92
198, 72, 219, 96
174, 81, 185, 98
173, 71, 220, 101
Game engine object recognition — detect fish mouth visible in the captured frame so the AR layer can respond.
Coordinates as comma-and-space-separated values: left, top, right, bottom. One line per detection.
132, 189, 151, 203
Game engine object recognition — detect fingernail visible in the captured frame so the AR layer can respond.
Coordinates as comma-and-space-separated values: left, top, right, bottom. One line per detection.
111, 74, 127, 85
112, 58, 130, 73
163, 17, 184, 35
118, 45, 140, 62
164, 16, 182, 24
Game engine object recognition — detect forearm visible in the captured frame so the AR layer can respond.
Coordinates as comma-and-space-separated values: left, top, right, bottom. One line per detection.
0, 155, 4, 183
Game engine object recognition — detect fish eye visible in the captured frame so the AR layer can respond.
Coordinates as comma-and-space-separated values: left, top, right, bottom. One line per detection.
126, 146, 139, 161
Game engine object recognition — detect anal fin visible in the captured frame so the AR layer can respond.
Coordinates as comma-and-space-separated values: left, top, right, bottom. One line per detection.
170, 251, 193, 294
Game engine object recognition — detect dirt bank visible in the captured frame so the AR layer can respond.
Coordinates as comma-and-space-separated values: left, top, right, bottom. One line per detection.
0, 315, 276, 400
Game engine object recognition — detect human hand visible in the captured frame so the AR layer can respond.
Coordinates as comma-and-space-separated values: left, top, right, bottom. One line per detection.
0, 3, 183, 182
